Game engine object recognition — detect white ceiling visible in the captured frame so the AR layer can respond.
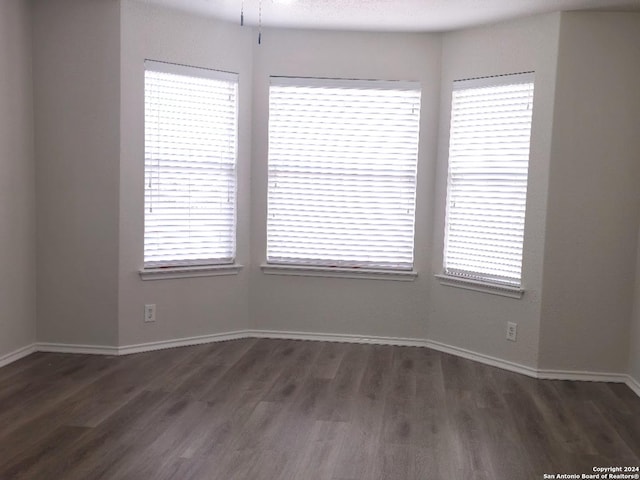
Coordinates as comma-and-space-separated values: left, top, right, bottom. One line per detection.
139, 0, 640, 32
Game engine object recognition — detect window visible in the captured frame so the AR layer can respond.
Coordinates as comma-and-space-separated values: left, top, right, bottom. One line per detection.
266, 77, 421, 272
443, 72, 534, 288
144, 60, 238, 268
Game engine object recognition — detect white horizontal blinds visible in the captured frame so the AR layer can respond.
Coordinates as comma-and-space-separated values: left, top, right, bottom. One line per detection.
444, 72, 535, 286
267, 77, 421, 270
144, 60, 238, 267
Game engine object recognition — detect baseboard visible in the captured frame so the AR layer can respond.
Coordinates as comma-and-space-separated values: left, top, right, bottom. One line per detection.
251, 330, 635, 390
536, 368, 628, 383
36, 331, 249, 357
117, 330, 248, 355
251, 329, 540, 379
3, 330, 637, 399
37, 342, 119, 356
424, 338, 539, 378
0, 343, 37, 368
248, 329, 427, 347
626, 375, 640, 397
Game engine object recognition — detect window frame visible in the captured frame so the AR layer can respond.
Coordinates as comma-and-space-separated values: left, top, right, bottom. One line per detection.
439, 72, 535, 297
140, 60, 241, 278
264, 76, 422, 279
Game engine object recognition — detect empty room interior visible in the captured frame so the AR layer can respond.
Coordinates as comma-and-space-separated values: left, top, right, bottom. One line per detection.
2, 0, 640, 478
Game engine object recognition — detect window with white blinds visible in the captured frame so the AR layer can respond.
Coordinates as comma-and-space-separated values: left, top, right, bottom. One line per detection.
266, 77, 421, 270
144, 60, 238, 267
444, 72, 535, 287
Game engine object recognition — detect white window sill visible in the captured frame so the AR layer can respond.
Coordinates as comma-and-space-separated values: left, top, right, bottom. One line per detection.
435, 274, 524, 299
139, 264, 243, 281
261, 264, 417, 282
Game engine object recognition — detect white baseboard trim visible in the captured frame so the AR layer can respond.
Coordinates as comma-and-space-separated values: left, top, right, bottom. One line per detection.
0, 344, 37, 368
2, 330, 636, 398
248, 329, 427, 347
37, 342, 119, 356
536, 368, 628, 383
250, 330, 633, 389
626, 375, 640, 397
117, 330, 248, 355
424, 338, 539, 378
249, 329, 540, 379
36, 331, 249, 357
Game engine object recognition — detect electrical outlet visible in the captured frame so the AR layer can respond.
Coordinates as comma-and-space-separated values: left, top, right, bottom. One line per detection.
144, 304, 156, 323
506, 322, 517, 342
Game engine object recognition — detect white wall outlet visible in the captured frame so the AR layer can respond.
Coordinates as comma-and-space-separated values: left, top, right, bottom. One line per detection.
506, 322, 517, 342
144, 304, 156, 323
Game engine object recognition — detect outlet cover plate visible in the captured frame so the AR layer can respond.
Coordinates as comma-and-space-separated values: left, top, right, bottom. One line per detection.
144, 304, 156, 323
507, 322, 517, 342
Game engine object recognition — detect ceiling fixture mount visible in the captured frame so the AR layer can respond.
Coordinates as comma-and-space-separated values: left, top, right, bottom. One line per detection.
240, 0, 263, 45
258, 0, 262, 44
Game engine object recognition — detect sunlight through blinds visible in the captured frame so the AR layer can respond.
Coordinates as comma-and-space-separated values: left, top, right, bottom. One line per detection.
267, 77, 421, 270
144, 60, 238, 267
444, 72, 534, 286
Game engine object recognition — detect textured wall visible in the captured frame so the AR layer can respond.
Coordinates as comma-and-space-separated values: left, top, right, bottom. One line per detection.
0, 0, 36, 359
248, 28, 441, 342
118, 1, 253, 346
428, 14, 560, 369
539, 12, 640, 373
33, 0, 121, 346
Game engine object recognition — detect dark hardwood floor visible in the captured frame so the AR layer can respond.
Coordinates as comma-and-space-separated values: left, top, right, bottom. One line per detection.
0, 338, 638, 480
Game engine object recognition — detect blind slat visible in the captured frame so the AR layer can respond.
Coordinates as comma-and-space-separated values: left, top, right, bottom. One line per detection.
444, 74, 534, 286
144, 62, 238, 267
267, 78, 421, 270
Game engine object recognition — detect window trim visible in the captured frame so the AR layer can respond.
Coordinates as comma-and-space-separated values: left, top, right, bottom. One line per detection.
145, 59, 238, 84
143, 59, 239, 269
139, 263, 243, 281
435, 273, 524, 299
262, 263, 417, 282
452, 71, 534, 91
442, 71, 535, 292
265, 76, 422, 273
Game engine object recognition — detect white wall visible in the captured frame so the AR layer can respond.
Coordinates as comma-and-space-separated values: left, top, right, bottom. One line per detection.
19, 1, 640, 387
33, 0, 121, 346
249, 28, 441, 340
0, 0, 36, 358
539, 12, 640, 373
428, 14, 560, 368
118, 1, 254, 346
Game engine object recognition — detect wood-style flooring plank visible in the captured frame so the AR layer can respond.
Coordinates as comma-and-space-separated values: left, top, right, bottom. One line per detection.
0, 338, 638, 480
